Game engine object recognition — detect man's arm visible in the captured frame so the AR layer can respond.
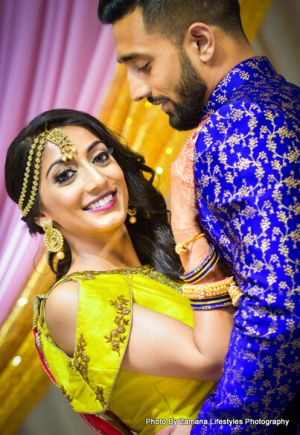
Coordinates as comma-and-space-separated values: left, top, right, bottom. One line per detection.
192, 101, 300, 434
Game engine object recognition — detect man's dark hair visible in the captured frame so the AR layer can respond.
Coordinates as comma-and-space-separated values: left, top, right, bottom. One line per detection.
98, 0, 246, 43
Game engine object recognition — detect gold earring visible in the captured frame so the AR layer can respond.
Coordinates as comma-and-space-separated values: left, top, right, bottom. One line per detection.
127, 207, 137, 224
42, 220, 65, 260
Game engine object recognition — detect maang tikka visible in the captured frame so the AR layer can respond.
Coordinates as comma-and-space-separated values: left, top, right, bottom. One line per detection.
18, 128, 76, 217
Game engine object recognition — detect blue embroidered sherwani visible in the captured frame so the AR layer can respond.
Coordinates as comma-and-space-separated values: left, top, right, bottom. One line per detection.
192, 57, 300, 434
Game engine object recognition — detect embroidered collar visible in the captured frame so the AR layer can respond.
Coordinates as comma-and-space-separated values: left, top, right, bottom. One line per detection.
201, 56, 277, 120
48, 265, 182, 293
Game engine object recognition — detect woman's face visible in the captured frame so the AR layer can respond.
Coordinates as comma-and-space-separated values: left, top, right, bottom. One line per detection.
38, 125, 129, 241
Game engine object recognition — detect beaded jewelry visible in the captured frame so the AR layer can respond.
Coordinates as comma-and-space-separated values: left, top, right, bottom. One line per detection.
42, 220, 65, 261
127, 207, 137, 224
228, 284, 242, 307
18, 128, 76, 217
175, 232, 205, 255
182, 276, 242, 307
47, 128, 76, 162
18, 132, 47, 217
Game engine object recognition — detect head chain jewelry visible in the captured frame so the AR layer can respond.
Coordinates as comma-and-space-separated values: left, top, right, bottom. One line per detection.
18, 128, 76, 217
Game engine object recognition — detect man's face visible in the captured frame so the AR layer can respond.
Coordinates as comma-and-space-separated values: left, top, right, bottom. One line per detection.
113, 9, 207, 131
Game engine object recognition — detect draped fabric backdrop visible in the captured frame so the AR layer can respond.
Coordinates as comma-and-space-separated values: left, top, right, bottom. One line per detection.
0, 0, 116, 325
0, 0, 273, 433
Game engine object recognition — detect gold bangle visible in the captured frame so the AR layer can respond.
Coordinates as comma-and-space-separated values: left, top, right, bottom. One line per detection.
182, 276, 240, 301
228, 284, 242, 307
175, 232, 205, 255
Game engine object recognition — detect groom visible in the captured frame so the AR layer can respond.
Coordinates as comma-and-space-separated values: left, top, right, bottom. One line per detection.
98, 1, 300, 433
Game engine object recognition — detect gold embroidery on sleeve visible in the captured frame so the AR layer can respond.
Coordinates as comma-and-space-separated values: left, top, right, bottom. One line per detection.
60, 386, 72, 403
95, 386, 107, 407
69, 334, 90, 382
105, 295, 131, 355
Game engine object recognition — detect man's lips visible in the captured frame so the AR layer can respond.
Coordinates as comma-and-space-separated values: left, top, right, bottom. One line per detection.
83, 191, 116, 211
161, 100, 171, 113
148, 98, 172, 113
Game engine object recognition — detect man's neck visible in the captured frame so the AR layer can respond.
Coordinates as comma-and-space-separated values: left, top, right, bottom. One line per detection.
204, 35, 256, 100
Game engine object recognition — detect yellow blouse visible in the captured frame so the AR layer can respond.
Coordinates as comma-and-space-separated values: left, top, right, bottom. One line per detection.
34, 266, 215, 433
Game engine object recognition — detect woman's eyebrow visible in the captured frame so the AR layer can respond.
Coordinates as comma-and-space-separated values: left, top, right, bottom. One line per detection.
46, 158, 65, 178
87, 140, 102, 153
46, 140, 102, 177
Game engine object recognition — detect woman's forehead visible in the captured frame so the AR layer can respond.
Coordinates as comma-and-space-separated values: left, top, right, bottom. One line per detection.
40, 130, 110, 173
53, 125, 98, 143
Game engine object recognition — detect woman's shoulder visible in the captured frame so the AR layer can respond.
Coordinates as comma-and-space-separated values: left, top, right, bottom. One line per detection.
45, 279, 80, 357
32, 272, 134, 414
39, 270, 133, 354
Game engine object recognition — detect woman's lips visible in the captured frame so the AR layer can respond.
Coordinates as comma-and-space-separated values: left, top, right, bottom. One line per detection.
85, 192, 117, 212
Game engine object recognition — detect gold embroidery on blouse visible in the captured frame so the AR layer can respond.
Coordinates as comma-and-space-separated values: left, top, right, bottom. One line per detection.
69, 334, 90, 382
105, 295, 131, 355
60, 386, 72, 403
95, 386, 107, 407
34, 331, 44, 354
33, 295, 47, 328
55, 265, 182, 292
144, 267, 182, 292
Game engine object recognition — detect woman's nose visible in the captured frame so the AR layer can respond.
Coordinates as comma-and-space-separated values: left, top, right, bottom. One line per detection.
84, 166, 107, 192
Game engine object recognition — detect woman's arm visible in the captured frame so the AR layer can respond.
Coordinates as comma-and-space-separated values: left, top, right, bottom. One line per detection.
45, 280, 233, 381
122, 302, 233, 381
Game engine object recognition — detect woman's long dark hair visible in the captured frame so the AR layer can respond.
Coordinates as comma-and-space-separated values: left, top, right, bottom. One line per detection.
5, 109, 181, 280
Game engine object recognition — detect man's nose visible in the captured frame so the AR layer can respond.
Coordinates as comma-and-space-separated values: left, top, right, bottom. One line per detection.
128, 72, 151, 101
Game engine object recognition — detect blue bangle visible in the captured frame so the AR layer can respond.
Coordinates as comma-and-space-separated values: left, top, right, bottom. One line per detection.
179, 246, 216, 280
190, 294, 232, 311
184, 253, 220, 284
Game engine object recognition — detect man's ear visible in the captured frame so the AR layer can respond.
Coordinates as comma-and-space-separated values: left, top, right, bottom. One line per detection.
183, 22, 215, 63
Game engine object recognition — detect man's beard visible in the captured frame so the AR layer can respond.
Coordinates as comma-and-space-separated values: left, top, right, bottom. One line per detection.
170, 50, 207, 130
148, 50, 207, 131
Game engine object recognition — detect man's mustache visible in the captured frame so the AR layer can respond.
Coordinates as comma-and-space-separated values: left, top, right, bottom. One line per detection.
147, 96, 170, 105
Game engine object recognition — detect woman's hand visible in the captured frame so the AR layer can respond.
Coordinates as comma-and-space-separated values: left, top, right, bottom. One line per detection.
172, 423, 192, 434
156, 425, 175, 434
156, 423, 192, 434
170, 133, 221, 277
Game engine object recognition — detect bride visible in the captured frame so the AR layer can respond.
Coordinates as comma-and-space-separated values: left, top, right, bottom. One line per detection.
5, 109, 238, 434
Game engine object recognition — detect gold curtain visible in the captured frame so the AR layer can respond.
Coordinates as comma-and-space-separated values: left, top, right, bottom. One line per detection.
0, 1, 272, 433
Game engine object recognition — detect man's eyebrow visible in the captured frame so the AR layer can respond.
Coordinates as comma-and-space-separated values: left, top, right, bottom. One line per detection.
46, 140, 101, 177
117, 52, 145, 63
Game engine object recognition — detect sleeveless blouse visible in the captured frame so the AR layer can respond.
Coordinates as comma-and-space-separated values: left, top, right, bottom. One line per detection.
33, 266, 215, 433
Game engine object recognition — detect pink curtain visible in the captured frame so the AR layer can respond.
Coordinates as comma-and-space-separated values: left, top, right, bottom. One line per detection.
0, 0, 116, 325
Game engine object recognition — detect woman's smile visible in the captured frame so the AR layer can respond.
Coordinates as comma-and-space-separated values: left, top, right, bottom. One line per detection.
38, 125, 129, 239
84, 190, 117, 212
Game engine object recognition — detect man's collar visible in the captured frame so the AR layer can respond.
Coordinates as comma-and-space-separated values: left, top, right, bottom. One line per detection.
201, 56, 277, 119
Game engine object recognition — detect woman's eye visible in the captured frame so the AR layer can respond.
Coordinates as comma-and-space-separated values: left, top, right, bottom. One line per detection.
54, 169, 75, 184
92, 151, 111, 165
